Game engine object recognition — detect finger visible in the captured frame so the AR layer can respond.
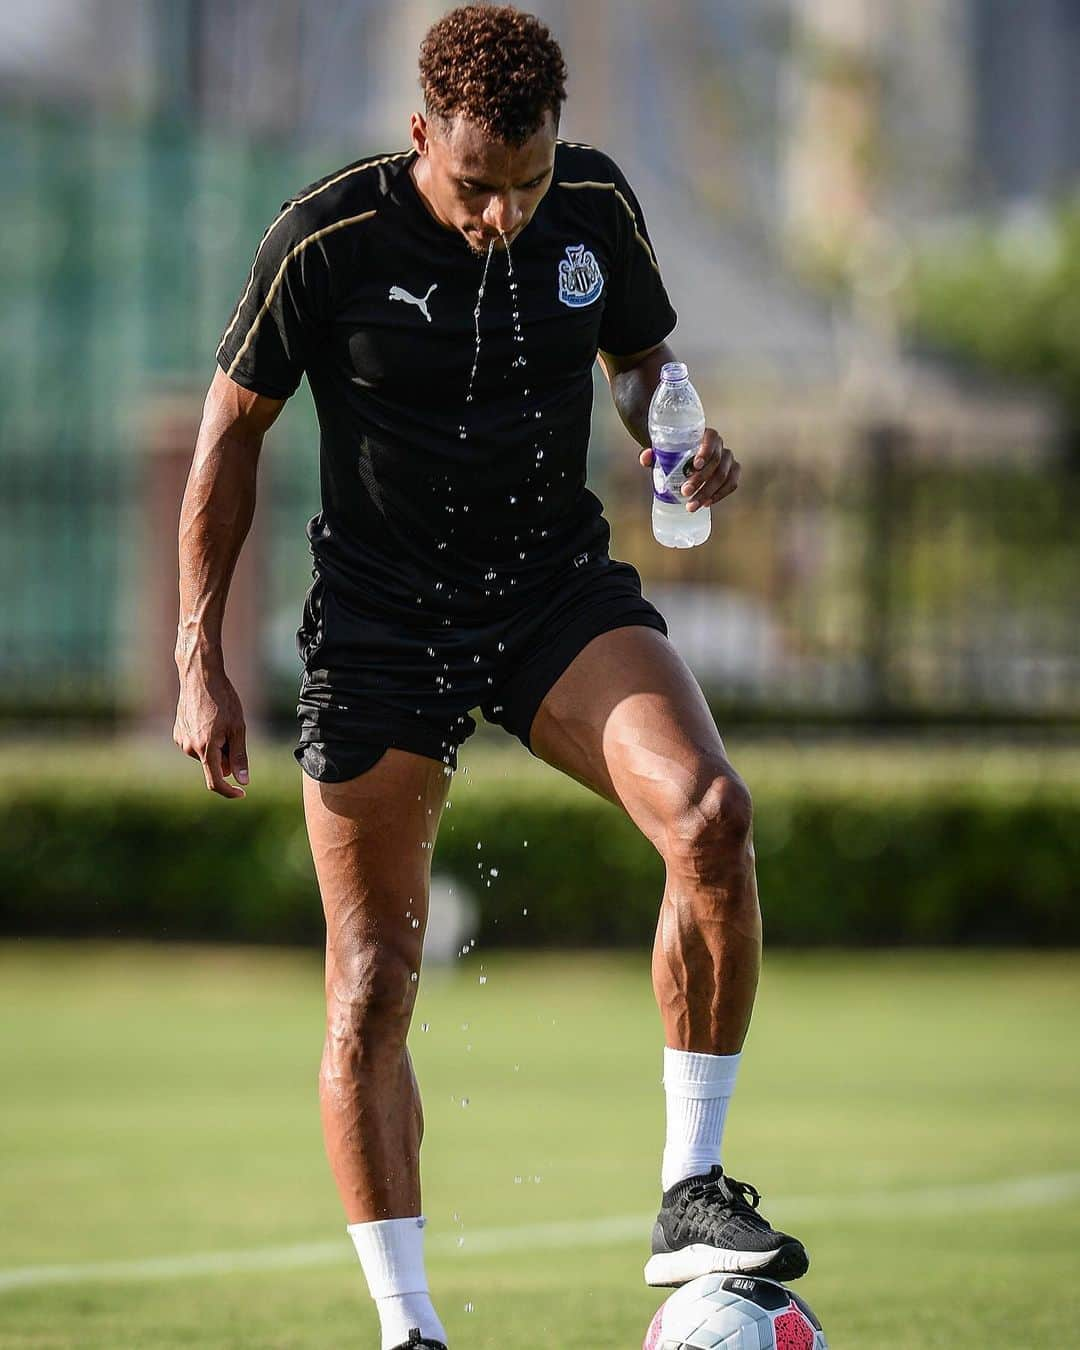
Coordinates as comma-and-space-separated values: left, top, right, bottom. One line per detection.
693, 429, 723, 471
683, 445, 733, 499
639, 447, 654, 468
230, 723, 250, 787
691, 460, 742, 510
203, 741, 245, 799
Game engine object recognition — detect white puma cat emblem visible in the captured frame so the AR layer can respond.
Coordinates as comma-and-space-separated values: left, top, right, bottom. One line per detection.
388, 282, 438, 322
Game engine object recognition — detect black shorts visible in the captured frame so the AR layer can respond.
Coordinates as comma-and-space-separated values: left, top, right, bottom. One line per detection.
294, 552, 668, 782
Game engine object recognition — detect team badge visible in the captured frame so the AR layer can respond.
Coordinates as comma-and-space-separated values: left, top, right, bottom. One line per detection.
557, 244, 604, 308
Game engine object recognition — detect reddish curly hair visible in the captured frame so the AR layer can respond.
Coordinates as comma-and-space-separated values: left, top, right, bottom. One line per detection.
418, 4, 568, 146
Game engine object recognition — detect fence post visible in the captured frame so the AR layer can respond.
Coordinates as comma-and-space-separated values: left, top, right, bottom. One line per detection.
863, 420, 905, 720
136, 390, 265, 741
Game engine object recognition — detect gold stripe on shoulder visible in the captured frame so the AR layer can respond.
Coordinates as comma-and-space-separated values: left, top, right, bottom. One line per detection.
556, 179, 661, 276
217, 149, 412, 360
224, 210, 378, 381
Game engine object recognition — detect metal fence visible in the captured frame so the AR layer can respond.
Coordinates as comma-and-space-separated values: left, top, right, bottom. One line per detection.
2, 416, 1076, 727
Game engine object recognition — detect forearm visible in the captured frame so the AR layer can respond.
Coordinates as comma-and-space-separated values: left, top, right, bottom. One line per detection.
175, 421, 261, 677
606, 342, 676, 447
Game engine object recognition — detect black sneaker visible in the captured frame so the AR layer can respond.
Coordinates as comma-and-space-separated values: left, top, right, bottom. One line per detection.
390, 1332, 447, 1350
644, 1165, 809, 1286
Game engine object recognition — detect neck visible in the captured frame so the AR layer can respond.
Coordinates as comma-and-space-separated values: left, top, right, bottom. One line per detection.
408, 155, 454, 234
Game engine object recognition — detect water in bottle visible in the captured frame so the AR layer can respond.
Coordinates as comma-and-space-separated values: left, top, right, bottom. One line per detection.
648, 361, 711, 548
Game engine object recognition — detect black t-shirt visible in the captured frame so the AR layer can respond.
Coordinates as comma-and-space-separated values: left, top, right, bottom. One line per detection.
217, 140, 677, 621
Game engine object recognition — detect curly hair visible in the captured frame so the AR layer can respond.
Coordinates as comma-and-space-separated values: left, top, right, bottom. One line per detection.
418, 4, 568, 146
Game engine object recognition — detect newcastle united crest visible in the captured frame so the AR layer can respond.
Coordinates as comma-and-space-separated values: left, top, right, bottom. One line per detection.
557, 243, 604, 308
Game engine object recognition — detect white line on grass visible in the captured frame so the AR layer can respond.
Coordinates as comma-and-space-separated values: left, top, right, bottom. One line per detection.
2, 1171, 1078, 1294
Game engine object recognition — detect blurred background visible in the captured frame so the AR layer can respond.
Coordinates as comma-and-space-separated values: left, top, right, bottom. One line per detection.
1, 3, 1077, 1348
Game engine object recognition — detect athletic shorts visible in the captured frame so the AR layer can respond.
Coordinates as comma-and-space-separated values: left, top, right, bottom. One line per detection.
294, 551, 668, 782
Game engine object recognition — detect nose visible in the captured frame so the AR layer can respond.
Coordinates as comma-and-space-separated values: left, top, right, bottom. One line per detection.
483, 193, 523, 236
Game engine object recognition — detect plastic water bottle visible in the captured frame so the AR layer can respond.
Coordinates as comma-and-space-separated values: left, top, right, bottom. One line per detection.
648, 362, 711, 548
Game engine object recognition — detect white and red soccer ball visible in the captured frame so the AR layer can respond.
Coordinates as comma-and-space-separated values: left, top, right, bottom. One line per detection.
644, 1274, 827, 1350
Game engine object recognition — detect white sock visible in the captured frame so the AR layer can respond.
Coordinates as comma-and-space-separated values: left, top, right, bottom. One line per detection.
661, 1046, 742, 1193
347, 1216, 447, 1350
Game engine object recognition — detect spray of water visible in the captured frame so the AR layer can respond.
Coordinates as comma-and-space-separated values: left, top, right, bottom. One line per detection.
458, 238, 496, 439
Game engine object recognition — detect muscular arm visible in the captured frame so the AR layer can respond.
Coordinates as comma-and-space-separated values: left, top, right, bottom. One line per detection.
598, 341, 676, 448
173, 367, 285, 797
598, 343, 741, 513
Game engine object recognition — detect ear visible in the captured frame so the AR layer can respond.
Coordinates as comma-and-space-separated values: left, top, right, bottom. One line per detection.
410, 111, 429, 156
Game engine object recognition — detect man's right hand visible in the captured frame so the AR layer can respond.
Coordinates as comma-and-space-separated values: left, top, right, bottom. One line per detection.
174, 659, 249, 799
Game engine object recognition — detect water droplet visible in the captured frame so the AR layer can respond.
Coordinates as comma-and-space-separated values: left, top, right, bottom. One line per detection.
464, 1302, 474, 1313
460, 1097, 470, 1108
410, 971, 418, 983
522, 907, 529, 915
411, 917, 420, 929
490, 868, 499, 877
421, 1021, 430, 1032
479, 974, 487, 985
497, 641, 505, 652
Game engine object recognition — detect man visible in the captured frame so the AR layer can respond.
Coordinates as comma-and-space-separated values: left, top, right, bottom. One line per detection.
174, 6, 808, 1347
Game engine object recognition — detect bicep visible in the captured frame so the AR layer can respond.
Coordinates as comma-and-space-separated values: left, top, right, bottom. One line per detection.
201, 365, 287, 445
597, 340, 673, 384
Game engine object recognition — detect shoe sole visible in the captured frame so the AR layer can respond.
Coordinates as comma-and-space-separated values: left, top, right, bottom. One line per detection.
643, 1240, 809, 1287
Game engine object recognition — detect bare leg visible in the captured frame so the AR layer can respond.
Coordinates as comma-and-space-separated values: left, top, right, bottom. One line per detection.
303, 748, 451, 1223
529, 626, 760, 1053
531, 626, 809, 1285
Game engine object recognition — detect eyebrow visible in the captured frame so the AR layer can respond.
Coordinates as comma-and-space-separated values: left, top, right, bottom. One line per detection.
457, 164, 554, 190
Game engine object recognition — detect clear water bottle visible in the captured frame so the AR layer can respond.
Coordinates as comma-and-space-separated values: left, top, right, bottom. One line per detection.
648, 362, 711, 548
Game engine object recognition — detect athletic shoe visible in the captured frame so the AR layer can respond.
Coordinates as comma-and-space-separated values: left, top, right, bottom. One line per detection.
389, 1332, 447, 1350
644, 1165, 809, 1286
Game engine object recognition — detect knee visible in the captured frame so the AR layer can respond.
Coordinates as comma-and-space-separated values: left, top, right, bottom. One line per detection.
661, 761, 754, 886
325, 942, 419, 1057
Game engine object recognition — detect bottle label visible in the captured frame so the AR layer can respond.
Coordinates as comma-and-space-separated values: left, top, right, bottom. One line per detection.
651, 447, 696, 504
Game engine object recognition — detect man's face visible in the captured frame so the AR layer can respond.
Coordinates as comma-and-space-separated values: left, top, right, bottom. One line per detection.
410, 109, 557, 255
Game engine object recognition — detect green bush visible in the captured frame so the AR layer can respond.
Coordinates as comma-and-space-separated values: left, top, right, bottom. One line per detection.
906, 197, 1080, 425
1, 745, 1076, 946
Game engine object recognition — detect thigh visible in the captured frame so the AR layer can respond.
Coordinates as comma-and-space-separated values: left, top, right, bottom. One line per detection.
303, 747, 452, 974
528, 625, 733, 844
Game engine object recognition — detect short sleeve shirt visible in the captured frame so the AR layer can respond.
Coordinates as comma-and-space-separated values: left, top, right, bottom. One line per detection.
217, 141, 677, 621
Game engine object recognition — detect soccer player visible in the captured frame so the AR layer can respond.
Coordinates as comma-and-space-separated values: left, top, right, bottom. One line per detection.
173, 6, 808, 1347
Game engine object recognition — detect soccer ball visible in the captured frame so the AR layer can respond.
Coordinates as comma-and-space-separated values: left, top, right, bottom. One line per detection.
643, 1274, 827, 1349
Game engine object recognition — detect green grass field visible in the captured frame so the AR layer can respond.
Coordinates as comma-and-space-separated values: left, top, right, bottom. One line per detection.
1, 943, 1078, 1348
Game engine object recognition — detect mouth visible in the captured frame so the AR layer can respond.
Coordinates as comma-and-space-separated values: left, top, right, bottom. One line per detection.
466, 226, 519, 251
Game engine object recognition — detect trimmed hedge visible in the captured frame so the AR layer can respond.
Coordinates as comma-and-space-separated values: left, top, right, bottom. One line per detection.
1, 746, 1077, 946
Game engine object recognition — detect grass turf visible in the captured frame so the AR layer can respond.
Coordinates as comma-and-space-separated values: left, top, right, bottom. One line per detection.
1, 944, 1078, 1347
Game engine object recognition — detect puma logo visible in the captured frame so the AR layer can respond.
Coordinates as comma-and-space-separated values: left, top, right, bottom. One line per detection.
388, 283, 437, 323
